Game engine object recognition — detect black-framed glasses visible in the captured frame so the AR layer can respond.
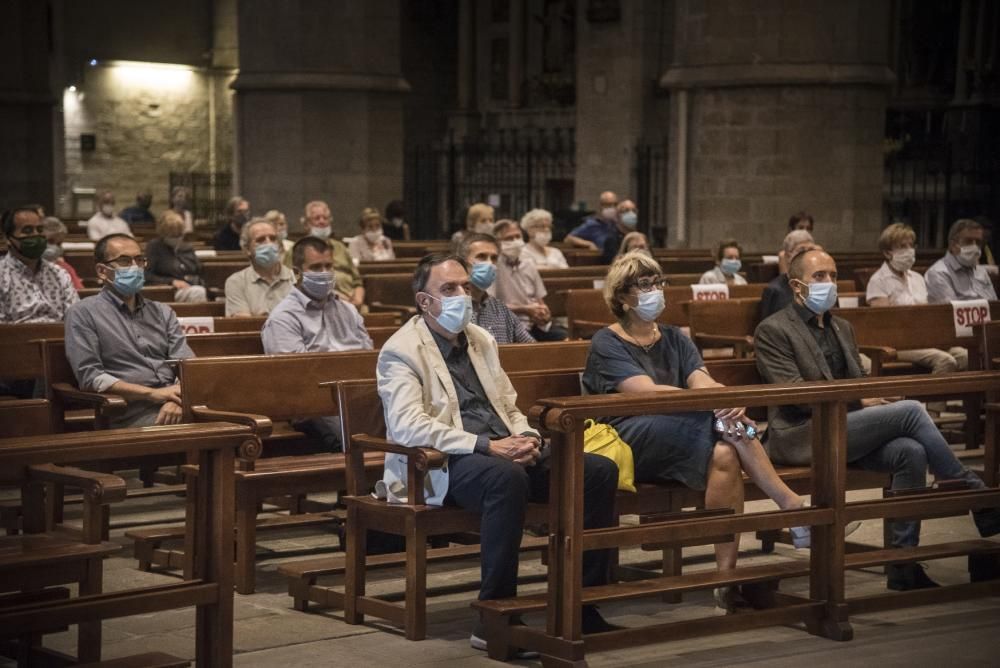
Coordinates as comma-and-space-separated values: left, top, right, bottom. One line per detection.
104, 254, 148, 268
628, 276, 669, 292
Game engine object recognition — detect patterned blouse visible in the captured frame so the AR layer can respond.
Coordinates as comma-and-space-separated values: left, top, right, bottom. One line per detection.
0, 253, 78, 323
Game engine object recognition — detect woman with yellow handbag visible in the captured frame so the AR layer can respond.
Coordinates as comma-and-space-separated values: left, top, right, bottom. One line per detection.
583, 252, 813, 614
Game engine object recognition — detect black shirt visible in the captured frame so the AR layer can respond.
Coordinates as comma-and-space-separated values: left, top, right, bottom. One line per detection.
429, 329, 510, 453
213, 223, 241, 251
792, 302, 847, 380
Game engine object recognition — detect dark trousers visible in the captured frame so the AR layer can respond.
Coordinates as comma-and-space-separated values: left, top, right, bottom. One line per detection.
530, 324, 568, 342
291, 416, 343, 452
445, 452, 618, 600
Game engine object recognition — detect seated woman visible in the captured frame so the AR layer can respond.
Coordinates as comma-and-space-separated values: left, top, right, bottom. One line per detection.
451, 202, 495, 247
617, 231, 650, 257
265, 209, 295, 258
348, 207, 395, 262
583, 252, 810, 612
520, 208, 569, 269
145, 211, 207, 302
700, 238, 748, 286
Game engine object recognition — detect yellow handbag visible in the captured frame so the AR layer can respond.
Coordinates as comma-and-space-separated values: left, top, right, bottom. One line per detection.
582, 419, 636, 493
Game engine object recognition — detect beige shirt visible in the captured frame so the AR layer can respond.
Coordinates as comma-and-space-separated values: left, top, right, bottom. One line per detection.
224, 264, 295, 316
86, 213, 133, 241
494, 257, 547, 324
865, 262, 927, 305
521, 243, 569, 269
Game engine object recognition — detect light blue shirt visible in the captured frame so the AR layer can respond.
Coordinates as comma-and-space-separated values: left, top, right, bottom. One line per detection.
925, 252, 997, 303
261, 287, 373, 353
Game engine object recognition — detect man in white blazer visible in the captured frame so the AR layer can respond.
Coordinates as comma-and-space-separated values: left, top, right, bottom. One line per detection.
376, 253, 619, 652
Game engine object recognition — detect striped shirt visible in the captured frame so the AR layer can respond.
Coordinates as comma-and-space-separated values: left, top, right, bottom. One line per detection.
471, 295, 535, 344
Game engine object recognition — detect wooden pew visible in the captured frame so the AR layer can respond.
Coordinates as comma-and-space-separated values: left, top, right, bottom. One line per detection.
170, 301, 226, 317
471, 372, 1000, 664
0, 423, 252, 667
362, 273, 417, 315
128, 340, 592, 593
200, 261, 249, 290
78, 285, 175, 302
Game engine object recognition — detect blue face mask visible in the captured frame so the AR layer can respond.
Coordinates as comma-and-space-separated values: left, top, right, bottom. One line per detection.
430, 294, 472, 334
301, 271, 334, 300
633, 289, 665, 322
798, 280, 838, 314
469, 262, 496, 290
720, 258, 742, 275
111, 265, 145, 296
253, 242, 280, 267
621, 211, 638, 228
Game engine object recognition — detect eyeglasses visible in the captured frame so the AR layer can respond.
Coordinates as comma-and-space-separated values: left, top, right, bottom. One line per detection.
628, 276, 668, 292
104, 254, 148, 268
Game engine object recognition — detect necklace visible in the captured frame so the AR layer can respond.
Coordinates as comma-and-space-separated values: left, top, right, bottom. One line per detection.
623, 324, 659, 352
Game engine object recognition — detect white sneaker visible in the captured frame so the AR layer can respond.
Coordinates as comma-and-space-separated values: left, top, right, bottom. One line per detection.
789, 520, 863, 549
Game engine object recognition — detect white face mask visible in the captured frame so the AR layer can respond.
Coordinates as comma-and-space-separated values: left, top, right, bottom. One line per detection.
364, 229, 383, 244
601, 207, 617, 221
501, 238, 524, 259
101, 204, 115, 217
532, 230, 552, 247
957, 243, 981, 267
889, 247, 915, 273
474, 221, 494, 235
310, 226, 332, 240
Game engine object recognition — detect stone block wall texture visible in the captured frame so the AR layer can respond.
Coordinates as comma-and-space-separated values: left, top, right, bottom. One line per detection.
60, 65, 235, 222
664, 0, 893, 253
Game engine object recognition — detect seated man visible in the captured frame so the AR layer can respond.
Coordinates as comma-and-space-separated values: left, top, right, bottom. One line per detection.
213, 196, 250, 251
758, 229, 816, 321
755, 248, 1000, 590
867, 222, 967, 376
285, 200, 365, 308
119, 190, 156, 226
565, 190, 618, 251
1, 206, 78, 323
86, 190, 133, 241
925, 218, 998, 303
225, 217, 295, 316
492, 219, 567, 341
599, 199, 639, 264
456, 233, 534, 343
64, 233, 193, 427
262, 237, 373, 452
377, 253, 618, 653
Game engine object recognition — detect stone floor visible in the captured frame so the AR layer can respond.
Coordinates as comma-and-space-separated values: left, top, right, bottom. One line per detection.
6, 463, 999, 667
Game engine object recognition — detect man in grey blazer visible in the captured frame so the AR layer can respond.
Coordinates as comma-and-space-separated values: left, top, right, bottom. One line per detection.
755, 248, 1000, 590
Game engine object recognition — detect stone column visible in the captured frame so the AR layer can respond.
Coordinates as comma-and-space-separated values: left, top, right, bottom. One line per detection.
662, 0, 895, 252
0, 2, 56, 211
233, 0, 409, 236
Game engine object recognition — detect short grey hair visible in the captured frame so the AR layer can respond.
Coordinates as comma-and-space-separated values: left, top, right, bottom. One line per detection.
240, 217, 276, 250
520, 208, 552, 231
456, 232, 498, 260
782, 229, 814, 255
948, 218, 982, 244
43, 216, 67, 235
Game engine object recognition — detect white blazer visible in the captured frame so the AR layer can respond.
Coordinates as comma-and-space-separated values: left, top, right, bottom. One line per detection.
375, 315, 535, 505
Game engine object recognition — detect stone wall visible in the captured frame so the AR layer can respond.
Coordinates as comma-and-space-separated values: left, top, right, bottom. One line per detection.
59, 63, 234, 221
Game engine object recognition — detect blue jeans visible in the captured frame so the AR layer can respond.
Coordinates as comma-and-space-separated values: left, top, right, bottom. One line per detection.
444, 452, 618, 600
846, 400, 984, 547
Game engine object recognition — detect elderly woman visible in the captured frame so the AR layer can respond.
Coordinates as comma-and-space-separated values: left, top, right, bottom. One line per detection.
700, 239, 748, 286
348, 207, 395, 262
617, 231, 650, 257
583, 252, 811, 611
451, 203, 495, 246
145, 210, 207, 302
520, 208, 569, 269
265, 209, 294, 258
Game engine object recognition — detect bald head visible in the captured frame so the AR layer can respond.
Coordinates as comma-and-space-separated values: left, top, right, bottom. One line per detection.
599, 191, 618, 208
788, 248, 836, 283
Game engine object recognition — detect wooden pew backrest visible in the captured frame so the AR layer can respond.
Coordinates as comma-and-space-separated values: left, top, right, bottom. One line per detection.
0, 323, 64, 381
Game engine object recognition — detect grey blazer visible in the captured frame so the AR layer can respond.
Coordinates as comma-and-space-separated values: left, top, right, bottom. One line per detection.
753, 303, 866, 465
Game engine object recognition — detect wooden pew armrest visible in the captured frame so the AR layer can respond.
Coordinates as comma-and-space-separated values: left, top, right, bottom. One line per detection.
351, 435, 447, 468
858, 345, 897, 376
190, 406, 273, 439
369, 302, 418, 316
27, 464, 128, 505
50, 383, 127, 416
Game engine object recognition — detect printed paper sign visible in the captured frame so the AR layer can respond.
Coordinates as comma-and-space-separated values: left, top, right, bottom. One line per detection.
178, 316, 215, 335
837, 296, 859, 309
951, 299, 990, 337
690, 283, 729, 301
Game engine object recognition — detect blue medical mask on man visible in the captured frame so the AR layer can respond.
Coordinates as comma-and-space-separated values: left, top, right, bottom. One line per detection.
620, 211, 638, 228
469, 261, 496, 290
427, 294, 473, 334
794, 279, 838, 314
110, 266, 145, 296
253, 242, 280, 267
300, 270, 334, 300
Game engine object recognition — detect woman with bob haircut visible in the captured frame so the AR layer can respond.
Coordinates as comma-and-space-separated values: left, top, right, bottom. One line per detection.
583, 251, 822, 612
